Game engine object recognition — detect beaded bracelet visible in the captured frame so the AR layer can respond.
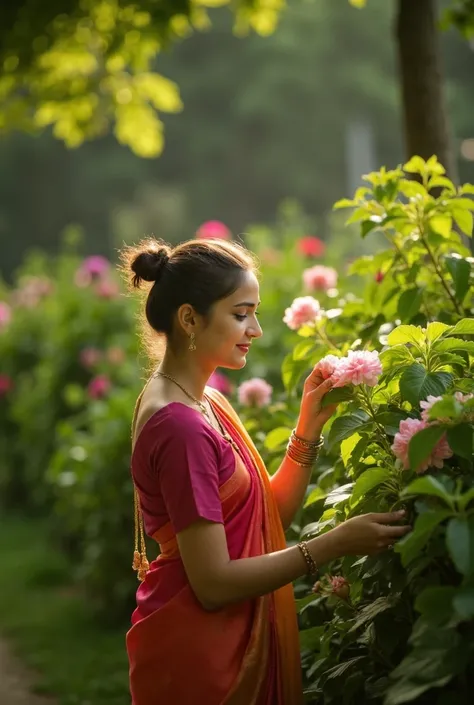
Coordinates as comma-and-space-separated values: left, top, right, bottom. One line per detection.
297, 541, 318, 577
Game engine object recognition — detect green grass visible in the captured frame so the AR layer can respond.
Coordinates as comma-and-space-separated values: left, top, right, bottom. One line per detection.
0, 514, 130, 705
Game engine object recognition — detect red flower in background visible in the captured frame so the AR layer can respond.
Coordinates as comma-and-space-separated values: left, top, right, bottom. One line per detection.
208, 371, 233, 396
375, 270, 384, 283
0, 374, 13, 396
196, 221, 232, 240
297, 236, 325, 258
88, 374, 111, 399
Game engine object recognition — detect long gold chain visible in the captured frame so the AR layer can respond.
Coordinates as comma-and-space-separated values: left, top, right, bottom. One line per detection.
154, 370, 241, 456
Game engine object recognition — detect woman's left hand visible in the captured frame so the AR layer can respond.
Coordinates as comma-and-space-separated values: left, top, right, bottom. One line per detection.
295, 367, 339, 442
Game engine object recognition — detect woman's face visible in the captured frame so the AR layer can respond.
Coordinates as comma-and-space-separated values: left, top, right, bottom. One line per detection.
196, 270, 263, 370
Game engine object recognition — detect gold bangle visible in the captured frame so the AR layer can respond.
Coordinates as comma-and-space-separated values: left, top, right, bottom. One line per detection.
291, 429, 324, 449
297, 541, 318, 576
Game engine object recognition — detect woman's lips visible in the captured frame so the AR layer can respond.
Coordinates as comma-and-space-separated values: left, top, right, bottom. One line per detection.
236, 344, 250, 353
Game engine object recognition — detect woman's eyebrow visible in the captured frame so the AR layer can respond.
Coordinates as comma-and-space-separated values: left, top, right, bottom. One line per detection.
232, 301, 261, 308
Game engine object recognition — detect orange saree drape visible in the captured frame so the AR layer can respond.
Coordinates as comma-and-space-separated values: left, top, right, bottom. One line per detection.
126, 387, 303, 705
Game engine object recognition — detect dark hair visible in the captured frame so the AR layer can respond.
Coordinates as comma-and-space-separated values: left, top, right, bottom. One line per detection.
120, 237, 258, 357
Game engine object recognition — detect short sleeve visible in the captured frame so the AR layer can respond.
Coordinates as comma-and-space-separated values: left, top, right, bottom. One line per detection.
151, 409, 224, 533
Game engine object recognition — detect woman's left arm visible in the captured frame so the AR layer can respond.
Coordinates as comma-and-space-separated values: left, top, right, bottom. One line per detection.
270, 369, 339, 530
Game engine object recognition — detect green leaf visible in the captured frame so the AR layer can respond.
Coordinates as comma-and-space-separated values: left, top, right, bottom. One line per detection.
403, 156, 426, 174
324, 482, 354, 506
360, 219, 378, 237
445, 257, 471, 302
351, 467, 391, 503
415, 586, 456, 623
321, 386, 353, 408
397, 287, 423, 322
449, 318, 474, 336
429, 176, 455, 192
293, 339, 316, 361
341, 432, 361, 468
452, 207, 473, 236
376, 411, 408, 436
264, 426, 292, 451
295, 593, 321, 614
427, 396, 462, 421
325, 656, 366, 680
446, 424, 473, 460
350, 595, 397, 631
426, 322, 452, 342
402, 476, 453, 506
429, 215, 452, 238
433, 337, 474, 355
446, 516, 474, 577
304, 486, 326, 508
327, 411, 371, 448
453, 586, 474, 619
281, 352, 307, 393
380, 345, 414, 370
399, 364, 452, 406
408, 425, 446, 472
333, 198, 356, 210
387, 325, 425, 347
395, 510, 452, 566
460, 183, 474, 195
299, 625, 324, 651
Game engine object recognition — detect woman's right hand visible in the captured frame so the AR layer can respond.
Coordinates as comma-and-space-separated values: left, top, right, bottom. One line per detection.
329, 510, 411, 557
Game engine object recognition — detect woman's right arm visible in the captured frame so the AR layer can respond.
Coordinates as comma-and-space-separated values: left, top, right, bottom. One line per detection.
177, 511, 410, 611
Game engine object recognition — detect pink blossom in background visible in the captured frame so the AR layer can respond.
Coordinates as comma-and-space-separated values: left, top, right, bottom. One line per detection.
391, 417, 453, 473
12, 277, 54, 308
196, 220, 232, 240
314, 354, 342, 380
80, 347, 102, 369
237, 378, 273, 407
283, 296, 323, 330
421, 392, 474, 422
87, 374, 111, 400
0, 374, 13, 396
75, 255, 110, 287
0, 302, 12, 330
106, 347, 126, 365
331, 350, 382, 388
303, 265, 338, 292
329, 576, 350, 600
297, 236, 325, 258
208, 370, 233, 396
95, 279, 120, 299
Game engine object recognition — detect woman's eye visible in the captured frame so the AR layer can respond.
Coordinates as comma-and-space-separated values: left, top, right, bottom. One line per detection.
234, 314, 247, 321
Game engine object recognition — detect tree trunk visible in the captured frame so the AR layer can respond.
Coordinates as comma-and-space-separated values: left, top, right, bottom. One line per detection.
396, 0, 458, 181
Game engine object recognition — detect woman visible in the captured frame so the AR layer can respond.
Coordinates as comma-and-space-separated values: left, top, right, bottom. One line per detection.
122, 237, 409, 705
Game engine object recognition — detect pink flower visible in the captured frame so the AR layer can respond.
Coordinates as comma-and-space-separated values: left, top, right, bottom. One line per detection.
95, 279, 120, 299
297, 236, 325, 258
303, 265, 338, 292
238, 378, 273, 407
331, 350, 382, 388
80, 347, 102, 369
329, 576, 350, 600
208, 371, 233, 396
75, 255, 110, 287
196, 220, 232, 240
106, 347, 126, 365
314, 354, 342, 380
13, 277, 54, 308
87, 374, 111, 400
421, 392, 474, 422
0, 302, 11, 330
420, 395, 443, 422
0, 374, 13, 396
283, 296, 323, 331
391, 418, 453, 473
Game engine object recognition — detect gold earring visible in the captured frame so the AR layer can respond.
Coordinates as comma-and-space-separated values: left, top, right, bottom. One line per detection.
188, 332, 196, 351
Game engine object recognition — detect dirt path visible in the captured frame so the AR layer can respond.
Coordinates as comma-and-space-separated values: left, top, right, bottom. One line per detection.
0, 637, 56, 705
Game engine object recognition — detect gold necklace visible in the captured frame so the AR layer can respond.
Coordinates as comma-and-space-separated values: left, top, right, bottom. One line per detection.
154, 371, 241, 456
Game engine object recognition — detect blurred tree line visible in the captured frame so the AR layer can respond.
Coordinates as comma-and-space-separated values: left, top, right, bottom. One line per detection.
0, 0, 474, 278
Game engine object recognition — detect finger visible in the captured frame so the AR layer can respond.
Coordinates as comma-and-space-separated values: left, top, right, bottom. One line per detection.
311, 377, 334, 397
370, 510, 406, 524
382, 524, 411, 538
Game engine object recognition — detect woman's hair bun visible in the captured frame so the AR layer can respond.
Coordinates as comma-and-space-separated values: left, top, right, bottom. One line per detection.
131, 243, 171, 288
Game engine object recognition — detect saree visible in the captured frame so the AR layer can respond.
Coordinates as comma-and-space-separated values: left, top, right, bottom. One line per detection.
126, 386, 303, 705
